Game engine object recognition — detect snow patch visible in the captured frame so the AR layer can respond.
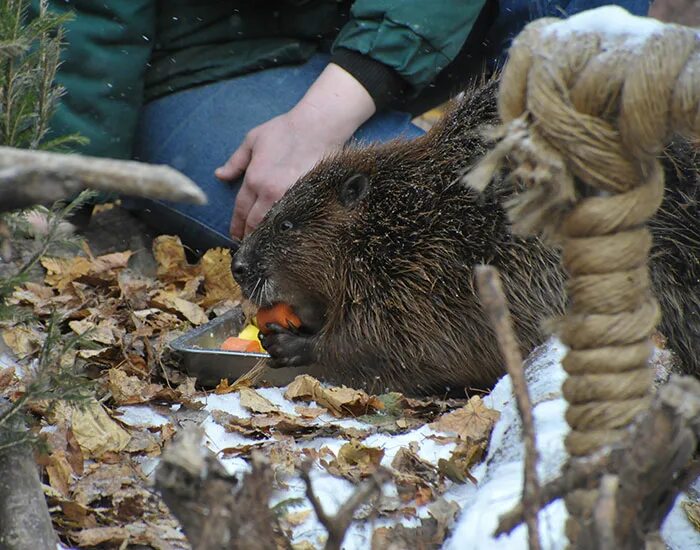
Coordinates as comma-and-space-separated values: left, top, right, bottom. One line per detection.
544, 6, 665, 47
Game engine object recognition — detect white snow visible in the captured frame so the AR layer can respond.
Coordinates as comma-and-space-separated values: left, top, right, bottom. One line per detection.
115, 405, 170, 428
189, 337, 698, 549
544, 6, 665, 47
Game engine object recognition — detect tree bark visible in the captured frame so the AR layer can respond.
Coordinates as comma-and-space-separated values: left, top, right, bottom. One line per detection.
0, 398, 57, 550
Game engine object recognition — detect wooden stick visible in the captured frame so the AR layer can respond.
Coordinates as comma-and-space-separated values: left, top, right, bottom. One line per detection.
0, 146, 206, 212
476, 264, 542, 550
300, 461, 390, 550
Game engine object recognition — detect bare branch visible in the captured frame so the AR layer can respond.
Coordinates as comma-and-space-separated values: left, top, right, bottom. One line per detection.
300, 460, 391, 550
0, 146, 207, 212
476, 264, 541, 550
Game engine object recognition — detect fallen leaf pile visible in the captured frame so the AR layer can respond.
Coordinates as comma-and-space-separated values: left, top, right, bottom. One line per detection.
0, 212, 505, 549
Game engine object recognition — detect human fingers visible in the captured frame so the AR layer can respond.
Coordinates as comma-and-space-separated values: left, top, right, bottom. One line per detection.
243, 195, 278, 237
216, 133, 254, 181
230, 182, 257, 240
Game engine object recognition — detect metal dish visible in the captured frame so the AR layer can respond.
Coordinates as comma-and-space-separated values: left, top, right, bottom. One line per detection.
168, 306, 317, 386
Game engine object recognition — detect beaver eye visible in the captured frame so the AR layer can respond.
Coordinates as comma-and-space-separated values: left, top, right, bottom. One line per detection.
279, 220, 294, 232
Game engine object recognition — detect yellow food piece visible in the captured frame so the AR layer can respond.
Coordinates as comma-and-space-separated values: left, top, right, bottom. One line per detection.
237, 323, 266, 353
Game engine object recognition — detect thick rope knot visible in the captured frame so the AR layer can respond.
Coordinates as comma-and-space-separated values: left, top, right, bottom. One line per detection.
463, 6, 700, 546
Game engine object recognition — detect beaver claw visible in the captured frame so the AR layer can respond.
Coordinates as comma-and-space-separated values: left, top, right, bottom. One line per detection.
260, 323, 317, 368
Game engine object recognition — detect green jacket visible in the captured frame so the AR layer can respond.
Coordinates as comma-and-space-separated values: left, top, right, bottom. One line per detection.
34, 0, 487, 159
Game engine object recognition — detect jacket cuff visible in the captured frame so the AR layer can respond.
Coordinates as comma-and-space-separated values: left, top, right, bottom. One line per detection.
330, 47, 409, 110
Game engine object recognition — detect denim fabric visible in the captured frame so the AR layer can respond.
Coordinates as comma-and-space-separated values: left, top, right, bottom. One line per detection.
131, 1, 651, 254
130, 54, 423, 253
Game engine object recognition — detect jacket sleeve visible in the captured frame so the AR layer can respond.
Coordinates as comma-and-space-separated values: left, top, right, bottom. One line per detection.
330, 0, 488, 109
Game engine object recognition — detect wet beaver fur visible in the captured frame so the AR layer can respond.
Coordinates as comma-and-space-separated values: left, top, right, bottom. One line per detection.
232, 78, 699, 396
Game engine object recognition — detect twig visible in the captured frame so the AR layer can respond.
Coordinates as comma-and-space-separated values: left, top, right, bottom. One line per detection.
0, 146, 207, 212
300, 461, 390, 550
496, 375, 700, 542
495, 452, 612, 535
476, 264, 542, 550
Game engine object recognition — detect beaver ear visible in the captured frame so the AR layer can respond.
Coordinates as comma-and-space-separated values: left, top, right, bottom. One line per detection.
339, 173, 369, 208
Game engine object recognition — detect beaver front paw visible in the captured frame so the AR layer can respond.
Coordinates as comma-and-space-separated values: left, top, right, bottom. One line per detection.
260, 323, 317, 368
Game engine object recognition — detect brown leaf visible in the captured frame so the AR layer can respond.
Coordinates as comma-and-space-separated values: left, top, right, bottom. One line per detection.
70, 524, 175, 549
89, 251, 133, 275
58, 500, 97, 529
0, 366, 17, 392
46, 451, 73, 497
682, 500, 700, 532
322, 440, 384, 482
41, 256, 92, 290
9, 282, 55, 314
294, 405, 327, 419
437, 439, 484, 484
1, 325, 43, 358
153, 235, 199, 282
71, 400, 131, 458
68, 318, 121, 345
284, 374, 384, 417
429, 395, 500, 442
151, 289, 209, 325
239, 387, 280, 414
106, 369, 162, 405
200, 248, 242, 307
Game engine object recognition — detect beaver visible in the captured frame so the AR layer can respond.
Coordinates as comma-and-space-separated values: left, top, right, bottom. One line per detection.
232, 77, 699, 396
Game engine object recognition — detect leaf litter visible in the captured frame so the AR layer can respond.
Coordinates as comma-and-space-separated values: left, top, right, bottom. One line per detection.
0, 212, 506, 549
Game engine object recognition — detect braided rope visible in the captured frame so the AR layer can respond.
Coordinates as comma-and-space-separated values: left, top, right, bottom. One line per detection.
464, 7, 700, 546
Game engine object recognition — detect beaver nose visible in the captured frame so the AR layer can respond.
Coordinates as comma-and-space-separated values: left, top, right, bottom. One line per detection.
232, 256, 248, 281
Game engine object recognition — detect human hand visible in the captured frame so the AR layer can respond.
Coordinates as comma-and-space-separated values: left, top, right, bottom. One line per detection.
217, 63, 376, 240
648, 0, 700, 26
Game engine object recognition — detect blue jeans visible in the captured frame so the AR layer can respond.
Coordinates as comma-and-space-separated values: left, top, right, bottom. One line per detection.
131, 0, 650, 253
131, 54, 423, 253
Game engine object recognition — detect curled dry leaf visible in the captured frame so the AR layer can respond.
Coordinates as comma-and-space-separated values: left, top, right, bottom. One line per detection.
46, 450, 74, 497
284, 374, 384, 417
437, 438, 483, 485
322, 439, 385, 482
150, 289, 209, 325
429, 395, 500, 442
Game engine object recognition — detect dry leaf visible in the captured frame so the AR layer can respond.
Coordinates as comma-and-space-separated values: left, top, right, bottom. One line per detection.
41, 256, 92, 290
200, 248, 241, 307
153, 235, 199, 282
46, 451, 73, 497
0, 367, 16, 392
1, 325, 43, 357
285, 374, 384, 417
106, 369, 162, 405
71, 400, 131, 458
294, 405, 327, 419
59, 500, 97, 529
239, 387, 280, 414
429, 395, 500, 442
89, 251, 133, 275
68, 318, 120, 345
151, 290, 208, 325
682, 500, 700, 532
323, 440, 384, 482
